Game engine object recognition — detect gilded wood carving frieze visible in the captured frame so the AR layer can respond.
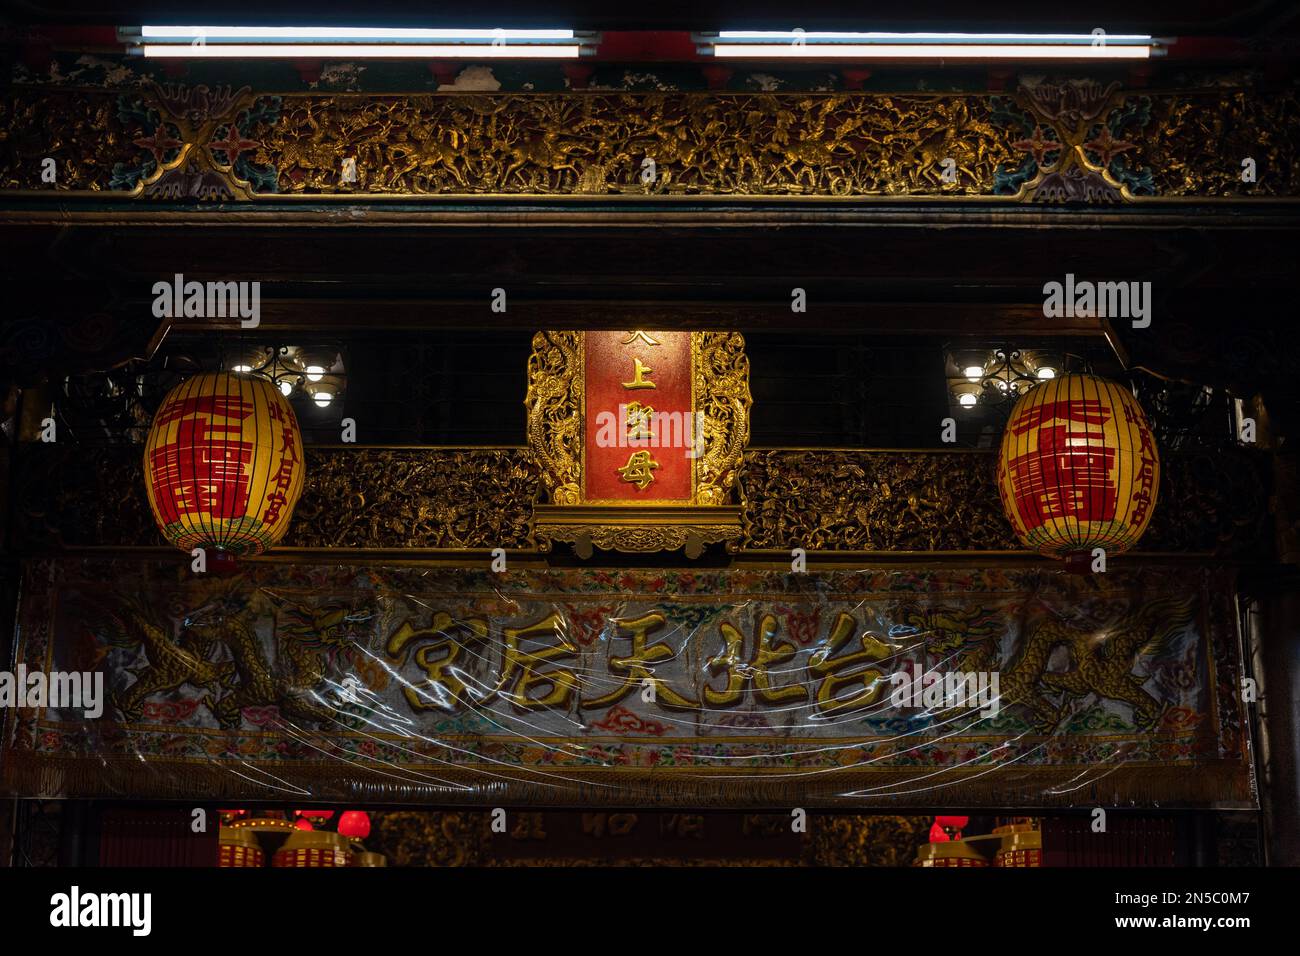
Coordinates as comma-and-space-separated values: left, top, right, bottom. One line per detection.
10, 444, 1268, 556
4, 82, 1298, 201
365, 809, 928, 866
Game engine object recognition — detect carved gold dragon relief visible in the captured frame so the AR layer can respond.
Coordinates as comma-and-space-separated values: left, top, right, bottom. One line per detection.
525, 330, 584, 505
100, 582, 374, 729
6, 83, 1299, 199
693, 331, 752, 506
898, 594, 1197, 732
262, 92, 1024, 197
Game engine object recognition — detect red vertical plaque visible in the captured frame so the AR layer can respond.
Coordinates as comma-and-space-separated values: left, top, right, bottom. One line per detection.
584, 330, 694, 502
527, 330, 750, 557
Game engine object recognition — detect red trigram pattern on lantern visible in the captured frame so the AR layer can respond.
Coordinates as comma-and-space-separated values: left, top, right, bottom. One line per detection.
143, 372, 305, 556
996, 374, 1159, 559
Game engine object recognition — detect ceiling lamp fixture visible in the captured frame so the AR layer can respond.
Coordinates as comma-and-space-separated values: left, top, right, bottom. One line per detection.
698, 31, 1163, 60
226, 344, 345, 408
306, 380, 337, 407
120, 26, 597, 59
947, 346, 1066, 410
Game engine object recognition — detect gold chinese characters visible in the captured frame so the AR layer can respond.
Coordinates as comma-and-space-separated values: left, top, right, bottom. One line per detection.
617, 450, 660, 490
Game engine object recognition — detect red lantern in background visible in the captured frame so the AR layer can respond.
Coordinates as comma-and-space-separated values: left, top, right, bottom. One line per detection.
997, 374, 1159, 566
143, 371, 305, 559
337, 811, 371, 840
935, 815, 969, 838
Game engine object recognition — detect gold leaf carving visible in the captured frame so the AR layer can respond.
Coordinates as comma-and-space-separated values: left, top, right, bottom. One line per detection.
524, 330, 583, 505
11, 444, 1266, 555
6, 86, 1300, 200
289, 448, 538, 548
694, 332, 752, 506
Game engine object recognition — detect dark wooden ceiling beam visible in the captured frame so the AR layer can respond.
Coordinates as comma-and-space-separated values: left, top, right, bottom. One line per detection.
6, 205, 1300, 292
161, 299, 1095, 335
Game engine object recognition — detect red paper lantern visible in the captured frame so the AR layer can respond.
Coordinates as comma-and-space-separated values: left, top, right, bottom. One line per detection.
337, 811, 371, 840
997, 374, 1159, 563
143, 371, 305, 558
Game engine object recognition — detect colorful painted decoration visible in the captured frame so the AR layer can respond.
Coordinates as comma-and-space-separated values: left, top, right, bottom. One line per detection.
997, 373, 1159, 561
143, 371, 305, 557
9, 562, 1249, 806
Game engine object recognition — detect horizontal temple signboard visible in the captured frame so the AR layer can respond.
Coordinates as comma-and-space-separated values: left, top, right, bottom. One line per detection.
2, 559, 1252, 808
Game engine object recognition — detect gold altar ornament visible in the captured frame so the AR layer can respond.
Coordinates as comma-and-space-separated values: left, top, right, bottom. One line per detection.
217, 826, 264, 868
994, 822, 1043, 867
914, 840, 991, 867
272, 829, 352, 868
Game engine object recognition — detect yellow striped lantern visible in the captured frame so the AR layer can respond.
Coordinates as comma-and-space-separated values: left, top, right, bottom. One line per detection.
143, 372, 305, 559
996, 373, 1159, 567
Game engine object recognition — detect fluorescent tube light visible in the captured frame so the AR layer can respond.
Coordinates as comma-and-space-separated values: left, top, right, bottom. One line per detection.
702, 31, 1161, 60
140, 44, 583, 58
716, 31, 1154, 42
140, 26, 575, 40
711, 44, 1152, 59
124, 26, 592, 58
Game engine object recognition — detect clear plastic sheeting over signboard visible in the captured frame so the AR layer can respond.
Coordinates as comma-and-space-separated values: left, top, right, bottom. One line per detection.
1, 559, 1253, 808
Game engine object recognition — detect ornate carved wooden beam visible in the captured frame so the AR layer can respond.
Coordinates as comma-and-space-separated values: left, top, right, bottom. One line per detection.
4, 82, 1299, 202
10, 444, 1270, 559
